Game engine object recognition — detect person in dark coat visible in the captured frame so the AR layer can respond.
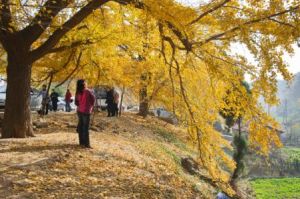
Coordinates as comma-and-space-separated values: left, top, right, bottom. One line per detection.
106, 88, 114, 117
50, 89, 59, 111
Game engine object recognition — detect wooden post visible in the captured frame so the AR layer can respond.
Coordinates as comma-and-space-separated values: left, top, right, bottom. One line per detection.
119, 86, 125, 117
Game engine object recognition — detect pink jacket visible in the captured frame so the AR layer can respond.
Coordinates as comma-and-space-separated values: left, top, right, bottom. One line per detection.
75, 89, 95, 114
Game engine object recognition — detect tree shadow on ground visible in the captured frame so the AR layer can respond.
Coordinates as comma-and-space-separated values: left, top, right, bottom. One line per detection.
0, 143, 79, 153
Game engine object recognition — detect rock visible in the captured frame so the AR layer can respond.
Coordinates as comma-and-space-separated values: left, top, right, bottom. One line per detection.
112, 130, 119, 134
95, 125, 105, 131
217, 192, 230, 199
181, 156, 199, 175
52, 121, 59, 126
159, 117, 178, 125
193, 183, 202, 193
32, 121, 48, 128
15, 179, 34, 186
66, 123, 77, 128
181, 157, 218, 189
90, 126, 100, 132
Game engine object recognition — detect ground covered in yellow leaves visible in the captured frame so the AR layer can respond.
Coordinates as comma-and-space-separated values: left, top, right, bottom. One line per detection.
0, 112, 217, 198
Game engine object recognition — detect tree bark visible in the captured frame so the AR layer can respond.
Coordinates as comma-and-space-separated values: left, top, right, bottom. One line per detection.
138, 86, 149, 117
119, 86, 125, 117
138, 73, 149, 117
2, 42, 33, 138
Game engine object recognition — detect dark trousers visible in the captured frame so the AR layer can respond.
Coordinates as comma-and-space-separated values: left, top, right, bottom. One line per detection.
65, 102, 71, 112
77, 112, 91, 147
107, 102, 114, 117
52, 101, 58, 111
113, 103, 119, 116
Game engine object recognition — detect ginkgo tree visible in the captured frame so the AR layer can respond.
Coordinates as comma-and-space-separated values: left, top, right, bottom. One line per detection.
0, 0, 300, 195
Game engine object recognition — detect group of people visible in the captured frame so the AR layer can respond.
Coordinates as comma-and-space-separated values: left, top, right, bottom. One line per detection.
74, 82, 121, 148
74, 80, 124, 148
38, 80, 120, 148
38, 85, 73, 115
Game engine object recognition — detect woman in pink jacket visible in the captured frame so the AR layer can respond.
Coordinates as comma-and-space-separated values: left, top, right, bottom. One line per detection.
75, 79, 95, 148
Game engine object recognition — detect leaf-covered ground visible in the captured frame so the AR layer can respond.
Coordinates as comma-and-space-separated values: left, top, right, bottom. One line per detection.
0, 112, 216, 198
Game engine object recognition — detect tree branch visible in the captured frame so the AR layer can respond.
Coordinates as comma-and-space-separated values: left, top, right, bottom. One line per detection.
29, 0, 110, 62
188, 0, 231, 25
165, 21, 192, 51
32, 50, 75, 85
47, 40, 93, 54
194, 5, 300, 47
0, 0, 14, 34
114, 0, 192, 51
52, 50, 75, 74
21, 0, 71, 46
268, 18, 296, 28
55, 51, 83, 88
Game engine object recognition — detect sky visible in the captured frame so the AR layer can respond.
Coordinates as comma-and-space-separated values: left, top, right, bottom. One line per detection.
175, 0, 300, 75
285, 46, 300, 75
232, 43, 300, 77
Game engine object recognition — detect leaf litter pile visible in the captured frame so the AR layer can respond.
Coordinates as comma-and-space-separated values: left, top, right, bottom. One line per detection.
0, 112, 217, 198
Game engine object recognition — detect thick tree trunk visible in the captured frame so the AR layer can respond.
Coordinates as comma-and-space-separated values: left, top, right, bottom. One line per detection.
138, 86, 149, 117
138, 73, 149, 117
2, 49, 33, 138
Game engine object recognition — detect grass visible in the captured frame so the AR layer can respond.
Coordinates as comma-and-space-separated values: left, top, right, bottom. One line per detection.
137, 127, 192, 174
251, 178, 300, 199
153, 127, 190, 152
135, 140, 182, 174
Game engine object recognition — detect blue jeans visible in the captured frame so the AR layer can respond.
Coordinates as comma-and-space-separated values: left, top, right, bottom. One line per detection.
77, 112, 91, 147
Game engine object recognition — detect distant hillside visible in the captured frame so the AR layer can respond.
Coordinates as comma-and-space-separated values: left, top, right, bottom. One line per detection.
274, 72, 300, 123
266, 72, 300, 145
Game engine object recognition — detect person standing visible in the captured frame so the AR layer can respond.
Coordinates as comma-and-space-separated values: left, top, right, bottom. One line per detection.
65, 89, 72, 112
157, 108, 161, 117
50, 89, 59, 112
75, 79, 95, 148
39, 84, 49, 115
105, 88, 114, 117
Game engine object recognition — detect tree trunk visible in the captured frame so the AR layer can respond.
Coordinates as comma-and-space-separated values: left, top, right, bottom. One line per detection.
119, 86, 125, 117
231, 117, 246, 184
138, 73, 149, 117
2, 49, 33, 138
138, 89, 149, 117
